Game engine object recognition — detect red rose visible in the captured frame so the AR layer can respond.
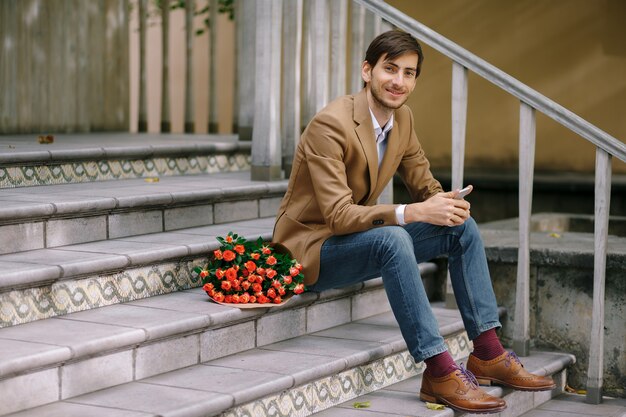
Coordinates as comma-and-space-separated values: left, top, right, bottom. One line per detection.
249, 295, 257, 303
213, 250, 223, 260
231, 294, 240, 303
267, 288, 277, 299
252, 283, 262, 293
273, 296, 282, 304
241, 281, 251, 291
240, 293, 250, 303
221, 281, 232, 291
257, 294, 269, 304
278, 286, 286, 296
223, 250, 236, 262
295, 263, 303, 271
266, 269, 277, 279
294, 283, 305, 294
266, 256, 277, 266
234, 244, 245, 255
224, 295, 233, 303
213, 292, 225, 302
272, 280, 282, 289
251, 253, 260, 260
216, 268, 225, 279
226, 235, 233, 243
203, 283, 214, 292
256, 267, 266, 276
245, 260, 256, 272
225, 268, 237, 281
289, 267, 299, 277
247, 275, 257, 283
282, 275, 292, 285
199, 270, 209, 278
262, 246, 272, 255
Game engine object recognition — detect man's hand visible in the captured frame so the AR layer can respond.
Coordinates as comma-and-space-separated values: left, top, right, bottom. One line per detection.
404, 189, 471, 226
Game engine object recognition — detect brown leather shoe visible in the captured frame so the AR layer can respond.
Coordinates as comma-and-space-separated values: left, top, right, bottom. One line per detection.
420, 366, 506, 414
467, 351, 556, 391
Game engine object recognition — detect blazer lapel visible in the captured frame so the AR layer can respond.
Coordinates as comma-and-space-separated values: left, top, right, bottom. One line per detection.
353, 90, 378, 198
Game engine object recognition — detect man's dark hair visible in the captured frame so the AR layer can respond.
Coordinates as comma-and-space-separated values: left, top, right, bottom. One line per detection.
363, 30, 424, 86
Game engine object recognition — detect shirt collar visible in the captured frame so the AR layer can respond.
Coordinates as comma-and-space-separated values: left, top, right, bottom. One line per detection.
368, 108, 394, 144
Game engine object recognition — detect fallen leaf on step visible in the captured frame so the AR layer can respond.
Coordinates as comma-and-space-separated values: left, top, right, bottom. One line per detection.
577, 389, 587, 395
37, 135, 54, 144
352, 401, 371, 409
426, 402, 446, 410
548, 232, 561, 238
144, 177, 160, 183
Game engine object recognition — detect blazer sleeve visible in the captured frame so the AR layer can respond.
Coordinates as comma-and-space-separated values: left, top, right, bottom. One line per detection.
396, 108, 443, 202
302, 112, 399, 235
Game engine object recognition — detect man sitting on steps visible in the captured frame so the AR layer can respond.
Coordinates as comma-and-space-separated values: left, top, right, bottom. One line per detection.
273, 29, 555, 414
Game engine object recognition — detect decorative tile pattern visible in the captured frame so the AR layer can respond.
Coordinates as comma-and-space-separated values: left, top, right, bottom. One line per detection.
0, 257, 208, 328
0, 154, 250, 188
220, 332, 472, 417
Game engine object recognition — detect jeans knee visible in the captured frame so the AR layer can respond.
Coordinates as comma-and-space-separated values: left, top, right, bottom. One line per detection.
378, 226, 414, 255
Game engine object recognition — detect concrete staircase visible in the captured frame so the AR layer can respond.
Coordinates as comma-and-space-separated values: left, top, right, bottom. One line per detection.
0, 134, 576, 416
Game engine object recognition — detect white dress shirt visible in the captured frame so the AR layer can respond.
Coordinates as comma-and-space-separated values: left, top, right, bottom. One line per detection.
369, 109, 407, 225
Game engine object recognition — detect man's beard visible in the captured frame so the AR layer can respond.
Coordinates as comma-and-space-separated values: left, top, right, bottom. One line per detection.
370, 83, 408, 111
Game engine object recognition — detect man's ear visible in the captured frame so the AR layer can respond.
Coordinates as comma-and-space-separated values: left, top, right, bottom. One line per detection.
361, 61, 372, 84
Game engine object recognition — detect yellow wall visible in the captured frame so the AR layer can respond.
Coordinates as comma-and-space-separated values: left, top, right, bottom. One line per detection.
387, 0, 626, 174
130, 1, 625, 174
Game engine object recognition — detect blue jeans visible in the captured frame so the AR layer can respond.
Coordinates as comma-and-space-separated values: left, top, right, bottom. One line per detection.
311, 217, 501, 363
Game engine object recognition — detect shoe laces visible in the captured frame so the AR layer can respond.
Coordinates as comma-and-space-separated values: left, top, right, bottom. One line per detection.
456, 364, 479, 389
505, 351, 522, 368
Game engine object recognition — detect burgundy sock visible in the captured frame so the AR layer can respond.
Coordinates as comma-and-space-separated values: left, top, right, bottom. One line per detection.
471, 328, 505, 360
425, 351, 458, 378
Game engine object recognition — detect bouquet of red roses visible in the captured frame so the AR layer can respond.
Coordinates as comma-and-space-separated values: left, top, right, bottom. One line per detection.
195, 232, 306, 306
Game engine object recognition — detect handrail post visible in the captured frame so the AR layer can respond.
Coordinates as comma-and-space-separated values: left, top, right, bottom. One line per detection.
586, 148, 612, 404
251, 0, 283, 181
513, 102, 536, 357
233, 0, 255, 140
281, 0, 303, 177
446, 61, 468, 309
137, 0, 148, 132
160, 0, 171, 133
183, 0, 195, 133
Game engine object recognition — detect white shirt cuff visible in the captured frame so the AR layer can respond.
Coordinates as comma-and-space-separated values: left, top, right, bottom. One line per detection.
395, 204, 407, 226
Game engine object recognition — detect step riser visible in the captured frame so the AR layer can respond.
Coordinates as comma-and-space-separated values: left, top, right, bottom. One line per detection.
0, 257, 206, 328
0, 153, 251, 188
0, 195, 283, 255
223, 332, 472, 417
0, 285, 395, 416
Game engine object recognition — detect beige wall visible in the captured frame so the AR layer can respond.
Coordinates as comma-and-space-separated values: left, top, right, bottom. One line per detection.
387, 0, 626, 174
130, 1, 625, 174
129, 0, 235, 134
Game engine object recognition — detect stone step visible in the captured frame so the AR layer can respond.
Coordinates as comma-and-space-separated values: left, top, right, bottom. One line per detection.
0, 133, 250, 188
0, 171, 287, 255
0, 216, 281, 327
0, 302, 497, 417
0, 268, 439, 416
310, 351, 575, 417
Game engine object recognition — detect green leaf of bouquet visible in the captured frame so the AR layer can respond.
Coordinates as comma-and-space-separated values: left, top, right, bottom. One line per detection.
193, 266, 203, 274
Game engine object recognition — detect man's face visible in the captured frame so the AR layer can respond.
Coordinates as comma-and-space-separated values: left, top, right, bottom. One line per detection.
362, 52, 418, 111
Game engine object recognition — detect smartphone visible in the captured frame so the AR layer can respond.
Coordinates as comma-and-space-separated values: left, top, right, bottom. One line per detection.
455, 185, 473, 199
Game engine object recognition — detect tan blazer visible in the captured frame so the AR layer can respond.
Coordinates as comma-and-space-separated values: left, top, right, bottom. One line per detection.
273, 89, 442, 285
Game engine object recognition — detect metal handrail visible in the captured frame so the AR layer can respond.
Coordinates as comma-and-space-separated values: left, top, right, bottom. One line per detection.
354, 0, 620, 404
354, 0, 626, 162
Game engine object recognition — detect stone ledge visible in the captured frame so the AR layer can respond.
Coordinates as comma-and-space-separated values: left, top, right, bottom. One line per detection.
0, 134, 249, 165
0, 306, 474, 416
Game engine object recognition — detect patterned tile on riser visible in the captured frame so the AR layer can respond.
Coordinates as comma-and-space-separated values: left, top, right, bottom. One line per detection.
0, 154, 251, 188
